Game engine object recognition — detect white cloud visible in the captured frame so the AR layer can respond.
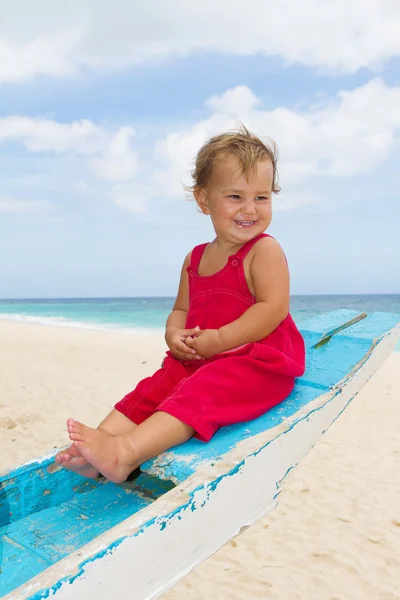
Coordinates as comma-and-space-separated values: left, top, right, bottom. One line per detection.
206, 87, 261, 114
0, 116, 105, 154
152, 88, 258, 198
149, 78, 400, 209
274, 191, 325, 212
0, 116, 140, 212
0, 30, 79, 83
2, 78, 400, 214
0, 197, 57, 213
0, 119, 140, 177
0, 0, 400, 83
111, 184, 148, 214
91, 127, 139, 182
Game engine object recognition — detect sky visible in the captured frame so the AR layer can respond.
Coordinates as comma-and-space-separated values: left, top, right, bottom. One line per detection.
1, 0, 400, 298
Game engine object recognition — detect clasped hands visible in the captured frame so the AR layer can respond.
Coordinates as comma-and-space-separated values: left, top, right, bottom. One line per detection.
166, 326, 223, 361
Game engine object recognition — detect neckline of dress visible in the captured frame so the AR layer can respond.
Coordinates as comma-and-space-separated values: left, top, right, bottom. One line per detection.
194, 233, 265, 278
195, 247, 237, 278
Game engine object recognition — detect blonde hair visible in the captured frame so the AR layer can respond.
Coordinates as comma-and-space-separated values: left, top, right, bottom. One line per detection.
187, 125, 280, 195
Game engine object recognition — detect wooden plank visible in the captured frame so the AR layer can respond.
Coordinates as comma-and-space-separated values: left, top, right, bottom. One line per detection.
6, 313, 397, 600
0, 460, 99, 526
299, 309, 365, 348
311, 312, 367, 348
141, 381, 321, 484
299, 311, 400, 389
142, 311, 399, 483
0, 471, 174, 597
2, 311, 398, 600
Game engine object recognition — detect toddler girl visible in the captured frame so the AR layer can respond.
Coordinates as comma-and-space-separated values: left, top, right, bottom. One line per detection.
56, 126, 305, 483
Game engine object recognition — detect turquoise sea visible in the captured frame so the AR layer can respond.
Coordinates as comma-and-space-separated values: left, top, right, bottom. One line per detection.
0, 295, 399, 334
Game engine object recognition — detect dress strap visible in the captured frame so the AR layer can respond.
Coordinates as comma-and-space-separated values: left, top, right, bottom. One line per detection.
189, 243, 208, 275
235, 233, 271, 261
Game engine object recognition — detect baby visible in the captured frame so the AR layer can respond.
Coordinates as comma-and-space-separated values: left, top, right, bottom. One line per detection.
56, 126, 305, 483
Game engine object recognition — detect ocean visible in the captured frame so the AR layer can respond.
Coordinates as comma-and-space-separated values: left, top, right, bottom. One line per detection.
0, 295, 399, 334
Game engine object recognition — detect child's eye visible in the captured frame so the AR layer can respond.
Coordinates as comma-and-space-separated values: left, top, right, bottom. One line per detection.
228, 195, 241, 199
255, 196, 269, 201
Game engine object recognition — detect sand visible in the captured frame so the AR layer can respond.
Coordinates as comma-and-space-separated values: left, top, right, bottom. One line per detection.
1, 320, 399, 599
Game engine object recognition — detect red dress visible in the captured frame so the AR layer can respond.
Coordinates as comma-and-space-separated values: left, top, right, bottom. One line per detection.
115, 233, 305, 441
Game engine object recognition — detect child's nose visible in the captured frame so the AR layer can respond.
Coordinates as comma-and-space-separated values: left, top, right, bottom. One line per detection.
242, 199, 257, 215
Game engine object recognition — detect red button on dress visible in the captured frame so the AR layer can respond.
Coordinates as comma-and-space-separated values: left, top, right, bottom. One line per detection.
115, 233, 306, 442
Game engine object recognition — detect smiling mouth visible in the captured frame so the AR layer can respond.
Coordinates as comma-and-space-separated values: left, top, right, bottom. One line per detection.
234, 220, 257, 227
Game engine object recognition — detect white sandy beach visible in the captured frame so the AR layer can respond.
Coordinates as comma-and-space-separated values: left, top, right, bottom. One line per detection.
1, 320, 399, 599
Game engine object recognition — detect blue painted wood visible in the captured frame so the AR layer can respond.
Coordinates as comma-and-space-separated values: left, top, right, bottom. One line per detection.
298, 338, 371, 390
299, 309, 364, 349
142, 311, 399, 482
0, 458, 99, 527
1, 310, 398, 598
0, 471, 174, 597
334, 311, 400, 340
299, 311, 399, 389
141, 381, 322, 483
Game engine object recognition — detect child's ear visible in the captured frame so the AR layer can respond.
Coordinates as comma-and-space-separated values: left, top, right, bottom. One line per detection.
193, 187, 210, 215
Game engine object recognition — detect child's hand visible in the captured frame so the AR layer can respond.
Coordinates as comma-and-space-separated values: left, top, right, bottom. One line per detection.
165, 326, 202, 361
185, 329, 223, 359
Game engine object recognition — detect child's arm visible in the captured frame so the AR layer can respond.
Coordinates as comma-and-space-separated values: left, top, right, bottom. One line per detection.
165, 253, 201, 361
188, 237, 289, 358
166, 253, 191, 331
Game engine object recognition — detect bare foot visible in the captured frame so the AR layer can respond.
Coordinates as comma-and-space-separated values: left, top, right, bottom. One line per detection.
55, 418, 100, 479
55, 443, 100, 479
55, 446, 100, 479
68, 418, 139, 484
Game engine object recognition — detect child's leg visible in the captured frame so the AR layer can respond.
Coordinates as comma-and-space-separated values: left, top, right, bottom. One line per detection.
57, 355, 191, 479
67, 411, 194, 484
55, 410, 137, 477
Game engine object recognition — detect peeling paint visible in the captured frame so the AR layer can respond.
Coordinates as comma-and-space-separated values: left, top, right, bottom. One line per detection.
1, 310, 398, 600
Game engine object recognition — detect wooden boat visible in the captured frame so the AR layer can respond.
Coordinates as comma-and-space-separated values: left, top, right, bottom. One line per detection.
1, 309, 399, 600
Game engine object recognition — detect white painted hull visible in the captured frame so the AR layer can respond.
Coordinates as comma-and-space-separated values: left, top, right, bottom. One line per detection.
4, 320, 398, 600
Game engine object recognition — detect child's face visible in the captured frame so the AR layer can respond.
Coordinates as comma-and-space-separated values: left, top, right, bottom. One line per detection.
195, 156, 273, 244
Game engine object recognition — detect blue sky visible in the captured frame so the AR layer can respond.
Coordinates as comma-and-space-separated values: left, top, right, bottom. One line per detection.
1, 1, 400, 298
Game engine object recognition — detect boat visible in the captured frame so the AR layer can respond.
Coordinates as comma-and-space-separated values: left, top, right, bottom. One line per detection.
1, 309, 399, 600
